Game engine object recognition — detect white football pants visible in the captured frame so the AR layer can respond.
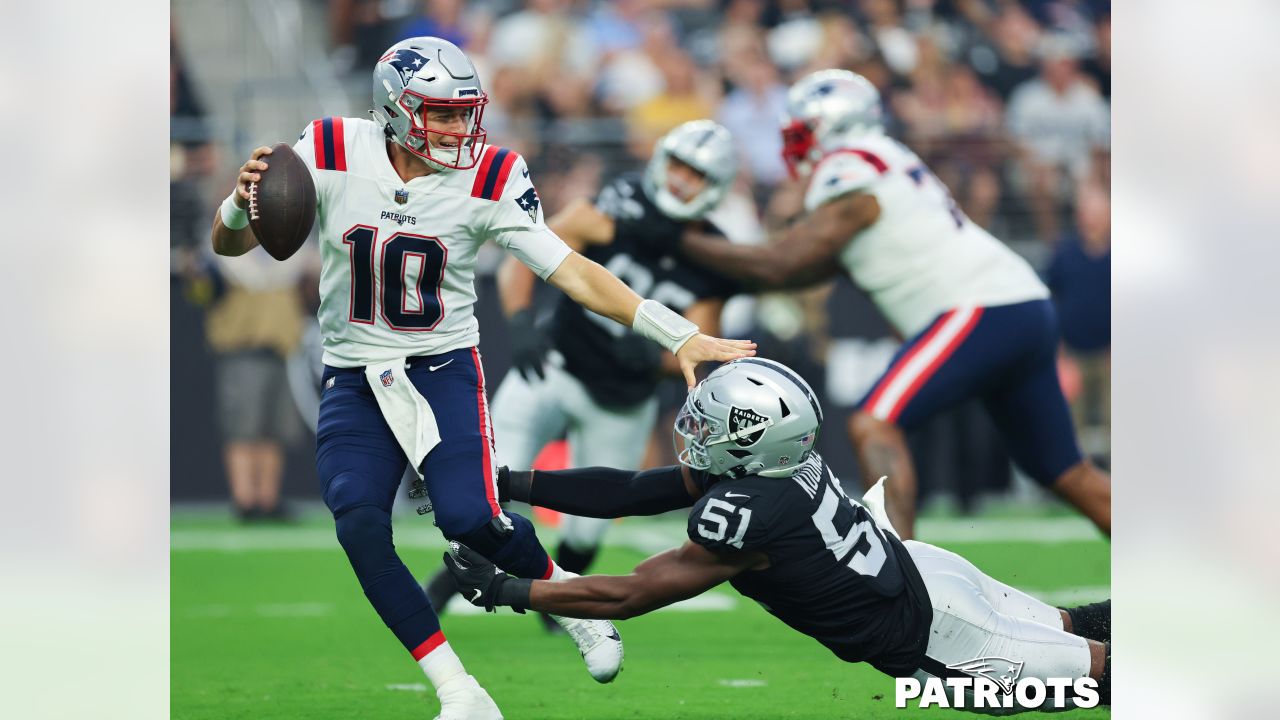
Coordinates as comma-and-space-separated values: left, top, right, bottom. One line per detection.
904, 540, 1094, 713
491, 357, 659, 550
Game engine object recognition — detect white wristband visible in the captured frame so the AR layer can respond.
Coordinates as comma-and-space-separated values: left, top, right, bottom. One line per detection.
632, 299, 699, 354
220, 191, 250, 230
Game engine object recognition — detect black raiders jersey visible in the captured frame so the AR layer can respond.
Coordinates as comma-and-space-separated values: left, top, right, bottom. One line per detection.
549, 173, 742, 407
686, 455, 933, 677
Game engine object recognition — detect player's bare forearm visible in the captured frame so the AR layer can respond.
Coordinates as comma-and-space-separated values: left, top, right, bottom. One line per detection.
210, 215, 260, 256
546, 251, 643, 326
529, 573, 659, 620
500, 201, 606, 317
529, 544, 747, 620
681, 193, 877, 289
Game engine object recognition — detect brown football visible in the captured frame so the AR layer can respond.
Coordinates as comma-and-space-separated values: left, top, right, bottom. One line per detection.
247, 142, 317, 261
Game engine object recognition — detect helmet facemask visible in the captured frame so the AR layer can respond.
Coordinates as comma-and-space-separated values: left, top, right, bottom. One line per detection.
675, 386, 777, 477
396, 90, 488, 171
781, 118, 818, 180
674, 394, 719, 471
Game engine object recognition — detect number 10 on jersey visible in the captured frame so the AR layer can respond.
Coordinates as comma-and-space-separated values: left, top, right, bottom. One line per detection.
343, 225, 447, 331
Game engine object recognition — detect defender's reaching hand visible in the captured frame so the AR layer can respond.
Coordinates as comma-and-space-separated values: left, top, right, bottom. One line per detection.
442, 543, 532, 613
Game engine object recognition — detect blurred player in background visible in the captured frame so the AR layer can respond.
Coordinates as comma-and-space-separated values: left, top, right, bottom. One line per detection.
209, 36, 753, 719
679, 70, 1110, 539
422, 120, 744, 628
445, 358, 1111, 711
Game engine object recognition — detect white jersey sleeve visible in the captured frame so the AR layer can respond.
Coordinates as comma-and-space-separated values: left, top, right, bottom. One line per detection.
803, 150, 886, 213
480, 154, 572, 279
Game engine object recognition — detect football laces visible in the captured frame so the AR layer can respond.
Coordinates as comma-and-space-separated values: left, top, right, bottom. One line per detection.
247, 181, 260, 221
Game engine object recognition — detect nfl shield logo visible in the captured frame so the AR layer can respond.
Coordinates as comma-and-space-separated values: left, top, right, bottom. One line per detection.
379, 370, 394, 387
394, 189, 409, 204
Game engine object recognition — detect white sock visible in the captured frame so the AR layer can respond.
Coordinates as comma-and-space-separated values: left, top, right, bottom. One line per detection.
546, 562, 575, 581
417, 637, 466, 689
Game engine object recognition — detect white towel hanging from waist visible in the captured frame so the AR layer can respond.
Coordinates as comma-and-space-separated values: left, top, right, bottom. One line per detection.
363, 358, 442, 480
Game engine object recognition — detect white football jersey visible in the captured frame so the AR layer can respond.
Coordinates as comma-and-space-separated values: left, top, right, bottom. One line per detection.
293, 117, 571, 367
804, 133, 1048, 337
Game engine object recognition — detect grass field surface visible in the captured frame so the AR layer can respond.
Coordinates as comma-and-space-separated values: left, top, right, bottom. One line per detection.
171, 507, 1110, 719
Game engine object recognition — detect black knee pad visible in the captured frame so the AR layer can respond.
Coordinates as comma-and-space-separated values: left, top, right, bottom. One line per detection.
324, 471, 386, 517
334, 505, 392, 557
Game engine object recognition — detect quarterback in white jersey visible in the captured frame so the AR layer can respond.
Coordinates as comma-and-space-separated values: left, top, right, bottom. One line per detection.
211, 37, 754, 720
681, 70, 1109, 540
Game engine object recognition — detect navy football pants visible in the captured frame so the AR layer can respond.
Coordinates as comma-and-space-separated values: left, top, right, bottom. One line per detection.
316, 346, 553, 658
857, 300, 1083, 486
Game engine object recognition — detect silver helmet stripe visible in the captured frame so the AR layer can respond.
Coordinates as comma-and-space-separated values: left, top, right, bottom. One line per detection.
734, 358, 823, 424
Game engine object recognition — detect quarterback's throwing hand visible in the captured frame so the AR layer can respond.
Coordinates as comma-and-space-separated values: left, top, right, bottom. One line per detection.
234, 146, 275, 205
675, 334, 757, 388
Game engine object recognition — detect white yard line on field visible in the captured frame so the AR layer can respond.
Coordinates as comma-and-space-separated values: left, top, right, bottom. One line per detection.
718, 679, 768, 688
385, 683, 429, 692
170, 516, 1102, 552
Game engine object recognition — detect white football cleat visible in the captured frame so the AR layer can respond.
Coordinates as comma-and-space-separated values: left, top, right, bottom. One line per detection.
433, 674, 502, 720
554, 615, 624, 683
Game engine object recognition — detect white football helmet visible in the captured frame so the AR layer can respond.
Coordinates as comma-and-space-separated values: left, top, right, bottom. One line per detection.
675, 358, 824, 479
370, 37, 488, 171
642, 120, 738, 221
781, 69, 883, 179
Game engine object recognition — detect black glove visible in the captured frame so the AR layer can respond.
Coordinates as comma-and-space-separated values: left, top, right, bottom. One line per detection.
442, 542, 533, 613
508, 308, 552, 382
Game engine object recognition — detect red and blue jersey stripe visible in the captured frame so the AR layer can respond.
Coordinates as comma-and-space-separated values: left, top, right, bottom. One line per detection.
470, 146, 519, 201
311, 117, 347, 171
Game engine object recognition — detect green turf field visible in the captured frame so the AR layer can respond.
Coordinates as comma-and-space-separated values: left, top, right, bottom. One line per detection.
171, 507, 1109, 719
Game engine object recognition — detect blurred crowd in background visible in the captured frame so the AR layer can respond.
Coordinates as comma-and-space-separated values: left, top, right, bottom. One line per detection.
171, 0, 1110, 519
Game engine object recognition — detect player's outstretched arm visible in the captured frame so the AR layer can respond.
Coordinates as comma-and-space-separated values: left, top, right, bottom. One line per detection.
680, 192, 880, 290
444, 541, 761, 620
546, 252, 756, 385
497, 199, 614, 380
498, 464, 702, 518
210, 146, 274, 257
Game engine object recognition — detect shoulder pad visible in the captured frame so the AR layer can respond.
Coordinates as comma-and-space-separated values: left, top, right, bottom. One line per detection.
803, 149, 888, 212
470, 146, 523, 201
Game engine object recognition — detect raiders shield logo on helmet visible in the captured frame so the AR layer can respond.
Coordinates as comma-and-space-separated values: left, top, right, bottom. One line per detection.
728, 406, 769, 447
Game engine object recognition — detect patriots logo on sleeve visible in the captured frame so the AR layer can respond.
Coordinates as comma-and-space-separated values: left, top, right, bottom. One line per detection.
514, 187, 541, 223
381, 48, 434, 86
